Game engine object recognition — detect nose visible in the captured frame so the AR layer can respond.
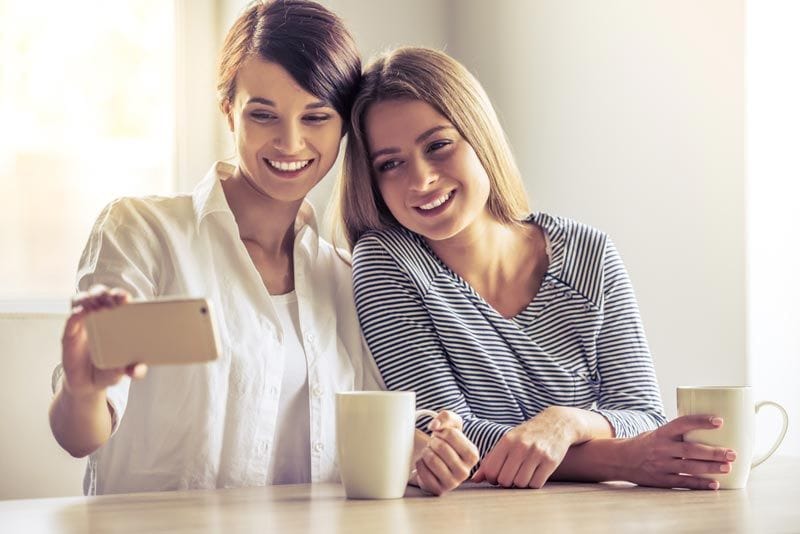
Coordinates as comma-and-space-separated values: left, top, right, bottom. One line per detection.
408, 157, 438, 191
272, 121, 305, 154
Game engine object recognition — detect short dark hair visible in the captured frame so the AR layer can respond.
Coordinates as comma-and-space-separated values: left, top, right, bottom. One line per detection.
217, 0, 361, 120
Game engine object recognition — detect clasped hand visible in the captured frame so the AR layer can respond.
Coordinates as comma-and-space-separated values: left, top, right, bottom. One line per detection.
472, 407, 576, 488
413, 411, 480, 496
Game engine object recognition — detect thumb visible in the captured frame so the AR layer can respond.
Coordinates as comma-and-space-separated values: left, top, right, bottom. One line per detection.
471, 466, 485, 483
430, 410, 463, 432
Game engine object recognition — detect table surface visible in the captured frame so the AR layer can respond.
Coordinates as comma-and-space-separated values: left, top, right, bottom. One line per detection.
2, 456, 798, 533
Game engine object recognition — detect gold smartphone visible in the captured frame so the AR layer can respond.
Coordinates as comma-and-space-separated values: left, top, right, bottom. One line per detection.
85, 297, 221, 370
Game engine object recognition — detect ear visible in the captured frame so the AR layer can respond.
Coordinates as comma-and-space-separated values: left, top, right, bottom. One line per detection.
221, 100, 234, 132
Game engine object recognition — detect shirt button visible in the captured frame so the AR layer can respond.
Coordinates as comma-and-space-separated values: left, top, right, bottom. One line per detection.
305, 333, 315, 344
270, 386, 278, 398
313, 442, 324, 453
312, 384, 323, 397
259, 440, 270, 454
584, 303, 593, 311
562, 290, 571, 299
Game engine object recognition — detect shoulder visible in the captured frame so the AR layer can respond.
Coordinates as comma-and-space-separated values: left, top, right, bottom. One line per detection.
534, 213, 610, 255
352, 227, 442, 292
94, 193, 195, 235
353, 226, 439, 270
534, 213, 617, 304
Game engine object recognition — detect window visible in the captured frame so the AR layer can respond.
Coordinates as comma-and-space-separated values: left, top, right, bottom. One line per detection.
0, 1, 176, 300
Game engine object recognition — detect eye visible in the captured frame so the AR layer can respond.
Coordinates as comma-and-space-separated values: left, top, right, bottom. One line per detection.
303, 113, 332, 124
249, 111, 276, 122
376, 159, 402, 173
427, 139, 452, 153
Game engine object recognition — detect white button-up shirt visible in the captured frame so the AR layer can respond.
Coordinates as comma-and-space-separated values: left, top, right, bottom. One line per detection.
76, 162, 383, 495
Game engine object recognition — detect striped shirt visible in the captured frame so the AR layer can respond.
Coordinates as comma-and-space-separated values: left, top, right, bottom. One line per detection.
352, 213, 666, 459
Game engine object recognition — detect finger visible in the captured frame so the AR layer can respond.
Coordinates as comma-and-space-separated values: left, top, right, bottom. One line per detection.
432, 427, 479, 466
421, 445, 459, 488
427, 436, 471, 482
674, 441, 737, 463
416, 458, 444, 496
513, 452, 539, 488
73, 285, 126, 312
62, 309, 88, 344
528, 458, 558, 489
496, 447, 527, 487
108, 288, 132, 304
647, 474, 720, 491
661, 415, 724, 438
479, 440, 510, 485
429, 410, 463, 432
126, 363, 148, 380
668, 458, 732, 476
471, 467, 486, 483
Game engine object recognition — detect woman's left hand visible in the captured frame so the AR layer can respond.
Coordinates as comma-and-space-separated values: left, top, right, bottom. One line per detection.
414, 411, 479, 496
472, 407, 578, 488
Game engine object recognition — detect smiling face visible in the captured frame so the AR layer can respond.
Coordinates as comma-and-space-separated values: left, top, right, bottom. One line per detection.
365, 99, 493, 242
224, 58, 344, 203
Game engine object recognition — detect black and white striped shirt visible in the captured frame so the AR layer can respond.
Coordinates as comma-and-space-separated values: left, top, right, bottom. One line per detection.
352, 213, 666, 459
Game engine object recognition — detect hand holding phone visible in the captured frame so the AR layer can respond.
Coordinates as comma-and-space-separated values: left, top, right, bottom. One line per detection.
84, 297, 221, 370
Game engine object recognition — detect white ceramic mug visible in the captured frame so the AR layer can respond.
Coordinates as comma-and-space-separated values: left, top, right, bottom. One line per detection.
676, 386, 788, 489
336, 391, 437, 499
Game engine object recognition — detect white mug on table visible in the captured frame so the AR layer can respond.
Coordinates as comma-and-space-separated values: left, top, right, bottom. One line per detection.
336, 391, 437, 499
677, 385, 788, 489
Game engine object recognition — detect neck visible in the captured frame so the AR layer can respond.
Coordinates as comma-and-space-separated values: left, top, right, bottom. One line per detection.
221, 167, 302, 256
426, 212, 539, 297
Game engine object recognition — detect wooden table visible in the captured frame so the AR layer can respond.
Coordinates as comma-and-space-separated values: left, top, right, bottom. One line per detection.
2, 457, 798, 533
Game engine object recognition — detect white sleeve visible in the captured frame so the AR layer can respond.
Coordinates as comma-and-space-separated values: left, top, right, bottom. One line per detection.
75, 199, 160, 431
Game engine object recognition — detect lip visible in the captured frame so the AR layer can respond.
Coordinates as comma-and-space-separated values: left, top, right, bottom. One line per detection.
413, 189, 456, 217
263, 157, 314, 180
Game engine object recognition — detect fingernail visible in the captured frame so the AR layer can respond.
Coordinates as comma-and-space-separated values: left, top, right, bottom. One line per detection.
708, 481, 720, 490
720, 464, 731, 473
725, 450, 737, 461
429, 419, 441, 431
711, 417, 723, 426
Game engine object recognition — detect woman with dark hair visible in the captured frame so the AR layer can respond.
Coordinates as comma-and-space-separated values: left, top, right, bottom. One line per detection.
49, 2, 477, 496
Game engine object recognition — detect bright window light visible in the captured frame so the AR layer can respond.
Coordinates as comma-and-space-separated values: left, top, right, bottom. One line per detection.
0, 1, 176, 299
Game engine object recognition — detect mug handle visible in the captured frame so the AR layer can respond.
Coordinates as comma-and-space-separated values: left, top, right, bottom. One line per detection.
415, 409, 439, 426
751, 400, 789, 469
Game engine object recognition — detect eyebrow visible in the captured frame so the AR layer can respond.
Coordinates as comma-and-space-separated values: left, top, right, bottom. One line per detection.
245, 97, 330, 109
369, 125, 453, 161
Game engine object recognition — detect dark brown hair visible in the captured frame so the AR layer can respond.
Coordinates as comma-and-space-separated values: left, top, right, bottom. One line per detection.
217, 0, 361, 120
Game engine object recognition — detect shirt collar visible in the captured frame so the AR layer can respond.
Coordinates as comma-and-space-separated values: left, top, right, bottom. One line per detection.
532, 212, 604, 306
192, 161, 320, 258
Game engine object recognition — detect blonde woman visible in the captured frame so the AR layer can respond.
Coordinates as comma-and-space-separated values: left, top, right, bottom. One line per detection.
336, 46, 736, 490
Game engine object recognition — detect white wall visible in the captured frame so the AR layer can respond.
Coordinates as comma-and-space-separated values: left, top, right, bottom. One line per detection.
447, 0, 746, 419
746, 0, 800, 457
0, 314, 86, 500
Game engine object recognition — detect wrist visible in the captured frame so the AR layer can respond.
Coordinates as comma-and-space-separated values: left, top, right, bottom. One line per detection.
543, 406, 585, 444
604, 438, 631, 481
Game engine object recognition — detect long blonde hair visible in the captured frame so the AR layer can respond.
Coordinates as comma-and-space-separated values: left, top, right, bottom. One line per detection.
333, 46, 530, 250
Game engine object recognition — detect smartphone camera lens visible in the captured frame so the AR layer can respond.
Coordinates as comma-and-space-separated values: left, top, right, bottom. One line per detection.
200, 307, 207, 314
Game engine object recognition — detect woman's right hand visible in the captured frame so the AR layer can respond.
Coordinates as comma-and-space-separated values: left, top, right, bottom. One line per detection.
61, 284, 147, 399
619, 414, 736, 490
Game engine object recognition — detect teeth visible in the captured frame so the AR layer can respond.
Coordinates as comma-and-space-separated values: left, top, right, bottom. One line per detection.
267, 159, 311, 172
419, 191, 452, 211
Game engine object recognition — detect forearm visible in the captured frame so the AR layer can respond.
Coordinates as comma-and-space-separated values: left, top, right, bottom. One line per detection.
49, 386, 113, 457
550, 438, 629, 482
541, 405, 614, 444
